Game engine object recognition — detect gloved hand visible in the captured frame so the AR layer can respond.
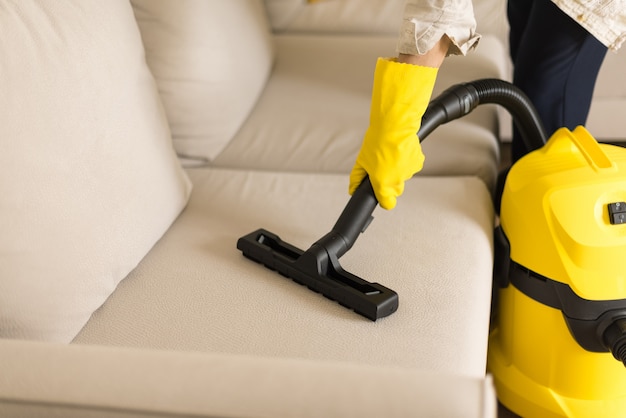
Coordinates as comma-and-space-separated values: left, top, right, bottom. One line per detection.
349, 57, 438, 210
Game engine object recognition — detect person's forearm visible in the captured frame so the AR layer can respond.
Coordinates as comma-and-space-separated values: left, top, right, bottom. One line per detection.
397, 36, 450, 68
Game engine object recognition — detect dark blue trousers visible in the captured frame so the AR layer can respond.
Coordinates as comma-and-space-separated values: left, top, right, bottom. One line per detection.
508, 0, 607, 161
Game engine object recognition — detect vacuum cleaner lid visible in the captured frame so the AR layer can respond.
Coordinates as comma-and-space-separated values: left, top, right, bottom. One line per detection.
500, 126, 626, 301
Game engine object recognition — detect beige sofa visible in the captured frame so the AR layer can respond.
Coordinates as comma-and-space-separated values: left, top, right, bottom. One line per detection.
0, 1, 511, 416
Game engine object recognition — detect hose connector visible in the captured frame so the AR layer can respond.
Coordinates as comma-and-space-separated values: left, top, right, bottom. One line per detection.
603, 317, 626, 367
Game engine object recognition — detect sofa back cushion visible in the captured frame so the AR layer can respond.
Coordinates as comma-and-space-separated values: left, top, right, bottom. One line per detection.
0, 1, 192, 342
131, 0, 275, 164
263, 0, 508, 41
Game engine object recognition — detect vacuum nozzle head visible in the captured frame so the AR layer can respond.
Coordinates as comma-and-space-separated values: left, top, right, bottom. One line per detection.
237, 229, 398, 321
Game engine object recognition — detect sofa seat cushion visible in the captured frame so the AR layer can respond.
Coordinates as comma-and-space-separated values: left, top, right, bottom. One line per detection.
211, 34, 505, 191
74, 168, 494, 378
0, 0, 191, 342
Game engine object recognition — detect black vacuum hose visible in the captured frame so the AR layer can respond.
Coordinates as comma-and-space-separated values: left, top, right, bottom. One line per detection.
419, 78, 548, 151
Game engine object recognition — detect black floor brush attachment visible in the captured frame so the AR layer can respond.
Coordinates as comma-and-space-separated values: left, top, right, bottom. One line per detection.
237, 178, 398, 321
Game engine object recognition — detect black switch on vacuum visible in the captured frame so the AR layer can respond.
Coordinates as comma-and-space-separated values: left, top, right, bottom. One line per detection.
608, 202, 626, 224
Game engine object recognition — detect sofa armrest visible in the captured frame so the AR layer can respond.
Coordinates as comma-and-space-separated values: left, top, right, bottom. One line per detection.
0, 339, 496, 418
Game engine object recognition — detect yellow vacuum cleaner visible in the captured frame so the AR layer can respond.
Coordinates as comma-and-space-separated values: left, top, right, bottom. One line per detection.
491, 125, 626, 417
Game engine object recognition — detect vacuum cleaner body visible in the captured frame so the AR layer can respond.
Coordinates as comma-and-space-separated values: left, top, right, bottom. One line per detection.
490, 126, 626, 417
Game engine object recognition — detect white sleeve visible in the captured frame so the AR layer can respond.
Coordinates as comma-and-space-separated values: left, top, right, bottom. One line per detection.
552, 0, 626, 51
397, 0, 481, 56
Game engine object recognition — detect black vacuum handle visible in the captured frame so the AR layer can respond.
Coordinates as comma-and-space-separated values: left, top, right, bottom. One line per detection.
330, 176, 377, 258
329, 95, 438, 255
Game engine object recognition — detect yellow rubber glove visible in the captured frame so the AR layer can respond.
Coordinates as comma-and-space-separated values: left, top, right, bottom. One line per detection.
350, 57, 438, 210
